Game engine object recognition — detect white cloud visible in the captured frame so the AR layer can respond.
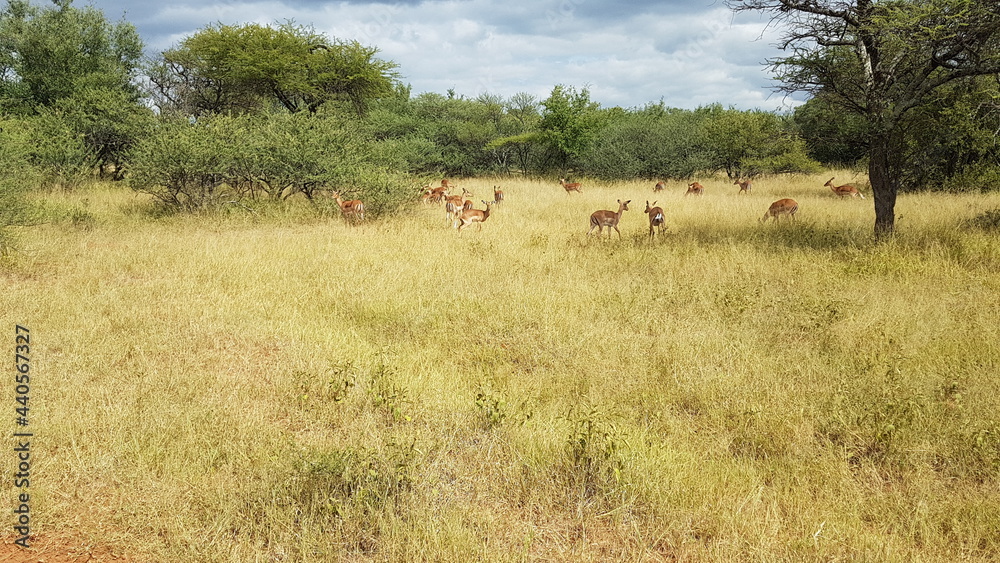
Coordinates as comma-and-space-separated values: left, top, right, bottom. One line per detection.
78, 0, 800, 111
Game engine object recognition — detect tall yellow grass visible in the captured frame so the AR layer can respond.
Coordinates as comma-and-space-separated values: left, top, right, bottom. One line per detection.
3, 173, 1000, 561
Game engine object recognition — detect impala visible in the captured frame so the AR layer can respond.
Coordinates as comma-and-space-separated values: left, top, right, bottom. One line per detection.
654, 181, 666, 192
588, 199, 631, 237
423, 185, 449, 204
685, 182, 704, 196
760, 199, 798, 222
645, 201, 665, 239
456, 200, 493, 233
444, 194, 465, 222
734, 179, 752, 195
559, 178, 583, 194
824, 177, 865, 198
493, 186, 504, 206
332, 191, 365, 222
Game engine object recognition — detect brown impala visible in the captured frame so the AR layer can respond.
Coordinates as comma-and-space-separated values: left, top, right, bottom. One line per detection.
456, 200, 493, 233
760, 199, 798, 223
645, 201, 665, 239
686, 182, 704, 196
825, 178, 865, 198
331, 191, 365, 223
559, 178, 583, 194
588, 199, 631, 237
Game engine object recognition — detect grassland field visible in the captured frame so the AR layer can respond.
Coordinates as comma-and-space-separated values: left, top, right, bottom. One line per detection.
2, 172, 1000, 561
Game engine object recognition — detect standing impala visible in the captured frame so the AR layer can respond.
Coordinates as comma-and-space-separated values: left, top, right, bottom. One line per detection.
734, 179, 752, 195
588, 199, 631, 237
645, 201, 665, 239
685, 182, 704, 196
444, 194, 465, 222
760, 199, 798, 222
493, 186, 504, 206
456, 200, 493, 233
559, 178, 583, 194
824, 178, 865, 198
331, 191, 365, 222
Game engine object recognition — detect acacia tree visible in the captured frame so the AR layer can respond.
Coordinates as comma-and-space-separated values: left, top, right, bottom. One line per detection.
148, 22, 398, 117
728, 0, 1000, 239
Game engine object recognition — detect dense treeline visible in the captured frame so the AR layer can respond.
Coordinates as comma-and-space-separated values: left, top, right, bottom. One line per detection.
1, 0, 999, 225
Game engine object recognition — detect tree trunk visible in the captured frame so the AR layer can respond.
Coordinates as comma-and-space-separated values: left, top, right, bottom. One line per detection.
868, 131, 897, 241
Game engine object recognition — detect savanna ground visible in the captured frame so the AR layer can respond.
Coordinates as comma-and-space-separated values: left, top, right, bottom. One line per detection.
2, 172, 1000, 562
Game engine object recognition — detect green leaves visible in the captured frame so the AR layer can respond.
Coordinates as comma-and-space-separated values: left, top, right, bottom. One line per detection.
153, 23, 399, 116
539, 85, 604, 169
0, 0, 142, 112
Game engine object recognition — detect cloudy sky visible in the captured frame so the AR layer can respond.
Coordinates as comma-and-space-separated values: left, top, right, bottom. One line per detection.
78, 0, 802, 111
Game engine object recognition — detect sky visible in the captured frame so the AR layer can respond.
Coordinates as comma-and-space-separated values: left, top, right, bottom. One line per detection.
76, 0, 804, 111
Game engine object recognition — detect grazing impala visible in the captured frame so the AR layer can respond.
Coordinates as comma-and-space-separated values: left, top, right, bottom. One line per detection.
760, 199, 798, 223
645, 201, 665, 239
588, 199, 631, 237
559, 178, 583, 194
456, 200, 493, 233
331, 191, 365, 222
685, 182, 704, 196
825, 177, 865, 198
654, 181, 666, 193
424, 185, 449, 204
734, 179, 752, 195
493, 186, 504, 206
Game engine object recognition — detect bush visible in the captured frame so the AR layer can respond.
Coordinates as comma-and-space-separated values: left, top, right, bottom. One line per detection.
128, 112, 417, 214
26, 111, 92, 189
0, 119, 41, 253
127, 118, 239, 211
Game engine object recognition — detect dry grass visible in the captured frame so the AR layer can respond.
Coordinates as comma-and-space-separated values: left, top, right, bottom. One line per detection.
2, 173, 1000, 561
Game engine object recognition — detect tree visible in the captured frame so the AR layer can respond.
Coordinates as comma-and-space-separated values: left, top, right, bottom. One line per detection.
538, 85, 604, 172
896, 76, 1000, 191
701, 106, 820, 179
0, 0, 142, 113
0, 0, 148, 181
148, 22, 399, 116
793, 94, 869, 166
583, 105, 713, 180
729, 0, 1000, 239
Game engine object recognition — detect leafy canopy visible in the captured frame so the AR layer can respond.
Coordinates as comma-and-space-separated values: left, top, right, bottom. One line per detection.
149, 22, 399, 116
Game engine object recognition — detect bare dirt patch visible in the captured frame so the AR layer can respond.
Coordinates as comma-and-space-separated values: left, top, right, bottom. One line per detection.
0, 535, 137, 563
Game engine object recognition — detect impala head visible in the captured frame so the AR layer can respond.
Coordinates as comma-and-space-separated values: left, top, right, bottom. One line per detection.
824, 177, 835, 187
619, 199, 631, 210
645, 201, 656, 213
